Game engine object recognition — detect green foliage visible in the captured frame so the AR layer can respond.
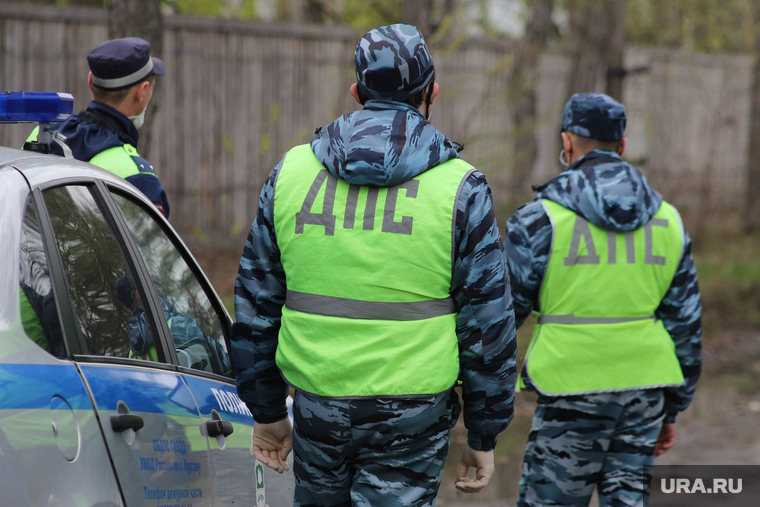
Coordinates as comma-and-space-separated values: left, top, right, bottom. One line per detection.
692, 229, 760, 342
172, 0, 223, 17
553, 0, 756, 54
693, 230, 760, 289
239, 0, 257, 19
341, 0, 402, 33
170, 0, 258, 19
625, 0, 755, 53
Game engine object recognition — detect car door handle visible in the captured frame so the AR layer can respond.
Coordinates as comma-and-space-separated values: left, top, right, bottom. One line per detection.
205, 420, 234, 438
110, 413, 145, 433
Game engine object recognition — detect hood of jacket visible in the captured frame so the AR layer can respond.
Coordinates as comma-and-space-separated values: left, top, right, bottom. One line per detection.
311, 100, 460, 187
54, 101, 140, 161
534, 150, 663, 232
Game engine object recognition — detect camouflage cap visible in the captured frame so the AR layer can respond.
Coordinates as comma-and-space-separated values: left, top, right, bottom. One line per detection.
561, 92, 627, 141
355, 24, 435, 102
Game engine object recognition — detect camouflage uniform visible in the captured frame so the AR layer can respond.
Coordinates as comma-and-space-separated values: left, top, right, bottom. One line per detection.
232, 24, 517, 507
292, 391, 461, 507
505, 94, 702, 507
519, 391, 663, 507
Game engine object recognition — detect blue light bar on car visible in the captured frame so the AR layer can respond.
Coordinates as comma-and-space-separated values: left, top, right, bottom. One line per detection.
0, 92, 74, 124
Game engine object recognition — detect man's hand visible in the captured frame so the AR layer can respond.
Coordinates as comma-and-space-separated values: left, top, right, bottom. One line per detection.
251, 418, 293, 473
654, 422, 676, 457
455, 443, 494, 493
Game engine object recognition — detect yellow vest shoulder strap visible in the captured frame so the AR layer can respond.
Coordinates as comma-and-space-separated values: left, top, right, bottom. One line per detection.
89, 145, 142, 179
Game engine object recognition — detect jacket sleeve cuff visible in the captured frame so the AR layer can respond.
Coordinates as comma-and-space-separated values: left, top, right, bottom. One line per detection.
251, 404, 289, 425
467, 433, 497, 452
664, 412, 677, 424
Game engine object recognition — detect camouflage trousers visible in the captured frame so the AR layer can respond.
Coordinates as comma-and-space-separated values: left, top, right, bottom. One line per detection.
518, 389, 665, 507
292, 389, 461, 507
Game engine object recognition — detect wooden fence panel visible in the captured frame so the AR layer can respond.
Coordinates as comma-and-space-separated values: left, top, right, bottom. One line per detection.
623, 47, 752, 230
0, 3, 751, 246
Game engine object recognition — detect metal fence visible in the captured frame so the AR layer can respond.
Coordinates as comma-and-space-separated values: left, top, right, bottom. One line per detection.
1, 3, 751, 245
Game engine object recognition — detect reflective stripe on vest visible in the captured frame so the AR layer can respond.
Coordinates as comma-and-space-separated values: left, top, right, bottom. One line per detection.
536, 314, 656, 325
273, 144, 472, 398
520, 199, 686, 395
285, 290, 456, 320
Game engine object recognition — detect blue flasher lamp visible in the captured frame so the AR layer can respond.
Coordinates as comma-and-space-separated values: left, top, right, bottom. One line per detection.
0, 91, 75, 154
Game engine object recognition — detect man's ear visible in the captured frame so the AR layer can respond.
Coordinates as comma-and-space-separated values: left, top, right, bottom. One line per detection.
350, 83, 362, 105
88, 72, 94, 92
429, 82, 439, 104
561, 131, 573, 156
135, 81, 150, 103
618, 137, 627, 157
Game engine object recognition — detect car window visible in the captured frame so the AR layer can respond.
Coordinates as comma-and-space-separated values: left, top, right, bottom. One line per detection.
110, 192, 231, 377
42, 185, 160, 361
18, 199, 66, 357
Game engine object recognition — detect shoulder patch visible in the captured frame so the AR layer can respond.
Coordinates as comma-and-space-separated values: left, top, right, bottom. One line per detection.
129, 154, 157, 176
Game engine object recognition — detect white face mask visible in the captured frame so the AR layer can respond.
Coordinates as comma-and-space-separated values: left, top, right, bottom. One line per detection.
128, 108, 146, 129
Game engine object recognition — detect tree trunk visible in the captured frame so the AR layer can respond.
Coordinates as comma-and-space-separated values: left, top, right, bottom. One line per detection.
277, 0, 302, 22
510, 0, 555, 201
566, 1, 607, 95
277, 0, 332, 24
745, 1, 760, 231
107, 0, 163, 161
604, 0, 627, 101
429, 0, 460, 43
402, 0, 431, 37
566, 0, 627, 97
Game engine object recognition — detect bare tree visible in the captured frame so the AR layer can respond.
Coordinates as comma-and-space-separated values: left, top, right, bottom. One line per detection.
604, 0, 627, 100
107, 0, 163, 160
746, 0, 760, 231
428, 0, 462, 44
510, 0, 555, 200
565, 0, 626, 97
276, 0, 342, 24
402, 0, 431, 37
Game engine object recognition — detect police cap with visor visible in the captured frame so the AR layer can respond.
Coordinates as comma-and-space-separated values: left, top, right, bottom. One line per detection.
355, 24, 435, 102
88, 37, 166, 91
562, 92, 627, 141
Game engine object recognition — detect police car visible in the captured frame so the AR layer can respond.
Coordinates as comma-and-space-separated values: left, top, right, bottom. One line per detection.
0, 92, 293, 506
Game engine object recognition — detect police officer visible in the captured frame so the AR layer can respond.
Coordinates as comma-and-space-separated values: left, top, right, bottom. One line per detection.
505, 93, 702, 506
30, 37, 170, 217
231, 24, 517, 506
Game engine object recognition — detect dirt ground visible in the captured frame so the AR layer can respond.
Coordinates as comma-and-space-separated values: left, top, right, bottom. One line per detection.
191, 244, 760, 507
437, 337, 760, 507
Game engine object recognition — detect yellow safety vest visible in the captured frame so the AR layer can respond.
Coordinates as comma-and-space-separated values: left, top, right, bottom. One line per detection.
520, 199, 686, 395
273, 144, 474, 398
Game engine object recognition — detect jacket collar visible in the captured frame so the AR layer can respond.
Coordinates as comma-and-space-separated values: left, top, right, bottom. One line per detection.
86, 100, 140, 147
